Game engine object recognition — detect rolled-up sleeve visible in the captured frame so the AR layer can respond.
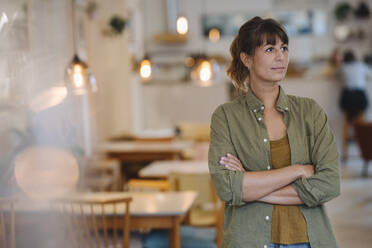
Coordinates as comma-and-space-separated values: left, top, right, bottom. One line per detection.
208, 105, 246, 206
292, 100, 341, 207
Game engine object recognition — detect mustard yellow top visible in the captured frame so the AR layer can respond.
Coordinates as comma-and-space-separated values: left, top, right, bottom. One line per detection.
270, 135, 309, 244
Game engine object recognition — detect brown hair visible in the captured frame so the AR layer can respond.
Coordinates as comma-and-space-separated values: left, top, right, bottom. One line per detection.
227, 16, 288, 95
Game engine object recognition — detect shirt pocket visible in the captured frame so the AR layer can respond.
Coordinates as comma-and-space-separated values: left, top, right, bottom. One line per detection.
296, 135, 314, 165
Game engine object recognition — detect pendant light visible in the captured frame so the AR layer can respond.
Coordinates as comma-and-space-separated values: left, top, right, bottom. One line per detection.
208, 28, 220, 42
139, 54, 152, 81
199, 59, 212, 82
176, 16, 188, 35
65, 0, 96, 157
139, 4, 152, 82
191, 56, 213, 87
193, 0, 214, 86
65, 0, 96, 95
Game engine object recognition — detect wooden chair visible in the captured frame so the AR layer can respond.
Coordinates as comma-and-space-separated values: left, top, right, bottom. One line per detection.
0, 198, 16, 248
81, 158, 122, 192
132, 137, 174, 142
54, 196, 132, 248
353, 121, 372, 176
342, 113, 366, 161
176, 123, 210, 161
168, 173, 223, 248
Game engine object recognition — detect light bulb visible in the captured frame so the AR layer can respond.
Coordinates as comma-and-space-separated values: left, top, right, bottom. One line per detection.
140, 59, 152, 80
199, 60, 212, 82
65, 55, 93, 95
72, 64, 84, 88
209, 28, 220, 42
176, 16, 188, 35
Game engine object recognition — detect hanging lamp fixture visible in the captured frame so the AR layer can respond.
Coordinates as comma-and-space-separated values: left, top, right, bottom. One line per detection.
65, 0, 96, 95
139, 54, 152, 81
191, 0, 214, 86
139, 4, 152, 82
176, 16, 188, 35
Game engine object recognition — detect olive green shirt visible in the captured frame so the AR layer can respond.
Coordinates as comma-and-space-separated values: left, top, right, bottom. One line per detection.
208, 86, 341, 248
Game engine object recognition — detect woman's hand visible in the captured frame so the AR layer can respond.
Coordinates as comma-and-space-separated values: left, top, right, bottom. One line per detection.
297, 164, 315, 178
219, 153, 245, 171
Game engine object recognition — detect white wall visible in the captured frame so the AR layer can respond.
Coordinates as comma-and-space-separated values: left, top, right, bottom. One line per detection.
142, 82, 229, 129
85, 0, 134, 140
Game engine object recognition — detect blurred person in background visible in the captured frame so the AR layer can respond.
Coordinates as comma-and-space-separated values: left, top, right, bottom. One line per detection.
208, 16, 340, 248
339, 50, 372, 160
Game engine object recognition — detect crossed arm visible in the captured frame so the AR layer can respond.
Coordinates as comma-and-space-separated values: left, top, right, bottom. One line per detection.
219, 153, 315, 205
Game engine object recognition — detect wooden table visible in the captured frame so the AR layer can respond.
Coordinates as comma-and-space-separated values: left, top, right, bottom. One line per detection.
139, 160, 209, 178
14, 191, 197, 248
99, 141, 193, 162
99, 141, 194, 186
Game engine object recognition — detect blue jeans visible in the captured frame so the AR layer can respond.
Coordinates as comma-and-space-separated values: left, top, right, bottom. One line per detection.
270, 243, 311, 248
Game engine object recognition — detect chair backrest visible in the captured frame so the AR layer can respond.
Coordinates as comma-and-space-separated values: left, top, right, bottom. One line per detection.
168, 173, 224, 248
168, 172, 221, 222
354, 122, 372, 160
54, 196, 132, 248
177, 123, 210, 142
168, 173, 215, 206
127, 179, 170, 192
0, 198, 16, 248
81, 158, 122, 192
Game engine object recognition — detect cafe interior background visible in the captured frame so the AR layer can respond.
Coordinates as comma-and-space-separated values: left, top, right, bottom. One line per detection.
0, 0, 372, 247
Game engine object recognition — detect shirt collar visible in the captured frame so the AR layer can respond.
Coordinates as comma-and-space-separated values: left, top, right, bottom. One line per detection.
244, 85, 290, 113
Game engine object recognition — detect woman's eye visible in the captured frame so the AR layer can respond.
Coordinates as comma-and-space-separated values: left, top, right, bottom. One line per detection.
265, 47, 273, 52
281, 46, 289, 52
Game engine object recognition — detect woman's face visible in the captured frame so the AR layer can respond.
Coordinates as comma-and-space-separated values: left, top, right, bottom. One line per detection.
243, 37, 289, 84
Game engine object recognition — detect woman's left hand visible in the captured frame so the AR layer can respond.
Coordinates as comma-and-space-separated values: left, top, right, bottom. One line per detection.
219, 153, 245, 171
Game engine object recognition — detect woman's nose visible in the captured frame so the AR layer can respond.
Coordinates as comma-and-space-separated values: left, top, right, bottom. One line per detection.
275, 50, 285, 60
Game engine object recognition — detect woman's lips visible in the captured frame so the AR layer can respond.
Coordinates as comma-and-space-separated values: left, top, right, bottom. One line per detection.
271, 67, 285, 70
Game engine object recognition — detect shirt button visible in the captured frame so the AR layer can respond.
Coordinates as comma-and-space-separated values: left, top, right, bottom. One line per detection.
285, 107, 289, 111
258, 117, 262, 121
265, 216, 270, 221
263, 138, 268, 143
261, 106, 265, 110
253, 109, 257, 113
267, 165, 271, 170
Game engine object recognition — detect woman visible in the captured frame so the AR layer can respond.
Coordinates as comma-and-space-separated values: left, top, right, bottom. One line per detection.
208, 16, 340, 248
339, 50, 370, 122
339, 50, 372, 160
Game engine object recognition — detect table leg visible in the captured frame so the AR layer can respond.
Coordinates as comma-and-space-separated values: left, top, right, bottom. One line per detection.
169, 216, 181, 248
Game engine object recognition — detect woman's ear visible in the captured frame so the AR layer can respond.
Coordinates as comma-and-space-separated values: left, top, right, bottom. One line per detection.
240, 52, 252, 69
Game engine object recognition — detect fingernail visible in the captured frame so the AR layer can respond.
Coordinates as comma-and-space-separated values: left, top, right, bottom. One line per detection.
227, 153, 232, 157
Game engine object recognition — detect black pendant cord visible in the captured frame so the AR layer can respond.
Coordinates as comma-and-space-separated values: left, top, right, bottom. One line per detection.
71, 0, 77, 57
